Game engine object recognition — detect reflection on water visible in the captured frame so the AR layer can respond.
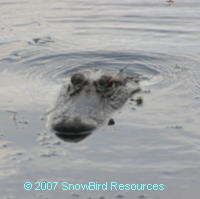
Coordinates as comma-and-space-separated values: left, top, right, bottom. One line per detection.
55, 131, 92, 143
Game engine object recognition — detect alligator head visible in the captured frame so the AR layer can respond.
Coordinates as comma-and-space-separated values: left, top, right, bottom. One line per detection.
47, 69, 140, 142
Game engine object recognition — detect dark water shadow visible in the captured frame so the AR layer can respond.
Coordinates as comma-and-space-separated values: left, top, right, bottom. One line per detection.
55, 131, 92, 143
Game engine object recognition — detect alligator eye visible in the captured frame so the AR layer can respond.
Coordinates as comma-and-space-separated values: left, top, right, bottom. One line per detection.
71, 73, 86, 85
98, 75, 113, 87
95, 75, 115, 93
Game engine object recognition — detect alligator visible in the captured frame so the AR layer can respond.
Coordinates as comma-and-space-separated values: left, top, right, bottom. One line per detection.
47, 69, 141, 142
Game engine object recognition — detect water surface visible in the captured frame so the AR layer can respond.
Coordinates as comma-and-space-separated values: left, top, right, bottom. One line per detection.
0, 0, 200, 198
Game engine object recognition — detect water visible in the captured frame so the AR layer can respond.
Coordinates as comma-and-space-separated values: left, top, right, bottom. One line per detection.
0, 0, 200, 198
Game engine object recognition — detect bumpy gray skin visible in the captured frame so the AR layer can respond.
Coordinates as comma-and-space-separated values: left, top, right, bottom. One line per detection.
48, 69, 140, 137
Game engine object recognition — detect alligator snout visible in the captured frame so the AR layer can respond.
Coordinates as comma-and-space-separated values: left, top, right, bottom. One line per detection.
52, 117, 97, 135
